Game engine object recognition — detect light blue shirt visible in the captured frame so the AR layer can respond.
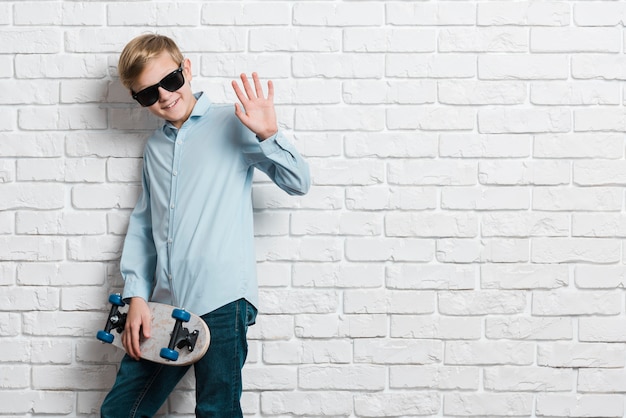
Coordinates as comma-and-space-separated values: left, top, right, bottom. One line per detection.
120, 92, 310, 315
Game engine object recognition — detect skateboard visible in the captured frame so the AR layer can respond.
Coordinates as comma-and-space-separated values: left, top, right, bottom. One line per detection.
96, 294, 210, 366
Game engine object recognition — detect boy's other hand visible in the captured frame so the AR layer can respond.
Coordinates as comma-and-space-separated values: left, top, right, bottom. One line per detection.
232, 72, 278, 141
122, 297, 152, 361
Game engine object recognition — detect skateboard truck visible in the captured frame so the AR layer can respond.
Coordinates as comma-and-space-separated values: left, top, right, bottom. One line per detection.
96, 294, 127, 344
159, 308, 199, 362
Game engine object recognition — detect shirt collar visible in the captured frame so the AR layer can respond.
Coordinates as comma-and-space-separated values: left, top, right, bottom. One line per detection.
163, 92, 211, 133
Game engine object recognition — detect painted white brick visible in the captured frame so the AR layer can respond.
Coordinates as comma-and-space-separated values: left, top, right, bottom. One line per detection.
575, 265, 626, 289
17, 262, 105, 286
391, 315, 481, 340
481, 264, 569, 290
387, 264, 476, 290
309, 159, 384, 186
479, 54, 568, 80
437, 238, 530, 263
16, 211, 105, 235
293, 53, 384, 78
298, 364, 386, 390
0, 28, 62, 53
260, 391, 353, 416
263, 340, 351, 364
486, 317, 573, 340
479, 108, 571, 134
387, 106, 475, 131
439, 80, 526, 105
294, 2, 383, 26
439, 290, 527, 316
386, 212, 478, 238
345, 238, 434, 262
344, 80, 436, 105
537, 342, 626, 368
293, 263, 383, 288
440, 27, 528, 52
72, 184, 141, 209
295, 313, 387, 339
344, 290, 436, 315
250, 28, 340, 52
481, 212, 570, 237
345, 132, 437, 158
579, 317, 626, 343
0, 237, 64, 261
484, 366, 574, 392
390, 365, 479, 390
0, 80, 58, 104
441, 187, 530, 210
531, 238, 621, 263
0, 390, 75, 415
572, 54, 626, 80
296, 106, 384, 131
354, 392, 441, 417
534, 134, 624, 159
108, 3, 200, 26
346, 186, 437, 211
531, 81, 619, 105
535, 394, 624, 417
388, 160, 477, 186
533, 187, 622, 211
444, 393, 533, 416
479, 160, 570, 186
345, 28, 436, 53
478, 1, 570, 26
440, 134, 531, 158
388, 54, 476, 78
533, 290, 621, 316
387, 2, 475, 25
531, 27, 620, 53
203, 2, 289, 25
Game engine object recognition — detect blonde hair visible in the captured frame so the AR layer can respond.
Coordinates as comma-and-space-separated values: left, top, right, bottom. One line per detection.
118, 34, 184, 90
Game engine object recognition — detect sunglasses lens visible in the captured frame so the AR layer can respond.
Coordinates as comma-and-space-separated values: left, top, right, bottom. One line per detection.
132, 67, 185, 107
135, 87, 160, 107
161, 70, 185, 92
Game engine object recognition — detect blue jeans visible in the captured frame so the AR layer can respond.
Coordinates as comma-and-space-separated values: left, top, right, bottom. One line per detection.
101, 299, 257, 418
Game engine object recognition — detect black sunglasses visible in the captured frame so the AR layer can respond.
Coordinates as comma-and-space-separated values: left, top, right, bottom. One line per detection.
132, 65, 185, 107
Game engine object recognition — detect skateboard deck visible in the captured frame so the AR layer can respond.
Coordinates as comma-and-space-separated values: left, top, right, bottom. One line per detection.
97, 294, 210, 366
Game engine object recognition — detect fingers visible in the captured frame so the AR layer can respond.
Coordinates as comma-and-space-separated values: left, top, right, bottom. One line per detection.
123, 297, 150, 361
232, 73, 273, 101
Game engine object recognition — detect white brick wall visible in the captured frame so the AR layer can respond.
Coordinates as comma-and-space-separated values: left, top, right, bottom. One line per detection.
2, 1, 626, 417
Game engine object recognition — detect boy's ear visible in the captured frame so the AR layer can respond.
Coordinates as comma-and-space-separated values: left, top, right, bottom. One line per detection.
183, 58, 192, 82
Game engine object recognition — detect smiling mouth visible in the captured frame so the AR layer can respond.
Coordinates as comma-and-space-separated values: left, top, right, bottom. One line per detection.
163, 99, 178, 110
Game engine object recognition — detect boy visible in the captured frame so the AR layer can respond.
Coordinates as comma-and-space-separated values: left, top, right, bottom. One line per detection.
100, 34, 310, 417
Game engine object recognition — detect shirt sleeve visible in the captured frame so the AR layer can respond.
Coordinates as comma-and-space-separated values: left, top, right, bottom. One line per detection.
242, 129, 311, 196
120, 159, 157, 302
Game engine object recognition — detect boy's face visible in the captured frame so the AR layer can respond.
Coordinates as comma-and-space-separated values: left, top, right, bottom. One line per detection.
131, 52, 196, 129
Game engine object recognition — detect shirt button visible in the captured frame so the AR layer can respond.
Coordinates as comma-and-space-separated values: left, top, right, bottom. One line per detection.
168, 238, 173, 244
176, 140, 182, 145
170, 203, 175, 209
173, 170, 178, 176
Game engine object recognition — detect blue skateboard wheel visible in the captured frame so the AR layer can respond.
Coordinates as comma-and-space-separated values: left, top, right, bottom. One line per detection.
172, 308, 190, 322
160, 347, 179, 362
97, 330, 114, 344
108, 294, 125, 307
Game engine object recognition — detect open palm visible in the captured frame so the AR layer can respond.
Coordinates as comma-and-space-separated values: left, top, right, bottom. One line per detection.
232, 72, 278, 141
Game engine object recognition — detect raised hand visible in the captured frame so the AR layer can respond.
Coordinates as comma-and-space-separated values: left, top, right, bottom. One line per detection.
232, 72, 278, 141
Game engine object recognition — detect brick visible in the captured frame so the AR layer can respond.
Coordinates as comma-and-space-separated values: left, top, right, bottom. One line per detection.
479, 108, 570, 134
292, 211, 382, 236
108, 3, 200, 26
294, 2, 383, 26
479, 54, 568, 80
531, 238, 621, 263
65, 132, 147, 158
0, 390, 74, 415
537, 342, 626, 368
387, 106, 475, 130
481, 212, 570, 237
298, 365, 386, 390
71, 184, 141, 209
345, 186, 437, 211
441, 187, 530, 210
444, 392, 533, 416
390, 365, 479, 390
17, 158, 105, 182
345, 132, 437, 158
533, 290, 621, 316
439, 290, 527, 316
536, 394, 624, 417
385, 212, 478, 238
437, 238, 530, 263
388, 54, 476, 78
346, 238, 434, 262
16, 54, 108, 79
478, 2, 570, 26
387, 2, 475, 25
293, 53, 384, 78
33, 365, 116, 390
292, 263, 385, 288
203, 2, 289, 25
17, 262, 105, 286
344, 290, 436, 315
439, 80, 526, 105
261, 392, 353, 416
531, 81, 619, 105
387, 264, 476, 290
294, 314, 387, 339
344, 28, 436, 52
308, 159, 384, 186
263, 340, 352, 364
67, 236, 124, 261
484, 366, 574, 392
533, 187, 622, 211
580, 317, 626, 343
0, 28, 61, 53
250, 28, 340, 52
0, 237, 64, 261
388, 160, 477, 186
255, 237, 342, 262
481, 264, 569, 290
295, 106, 384, 131
354, 392, 441, 417
534, 133, 624, 159
391, 315, 481, 340
486, 317, 573, 340
440, 134, 531, 158
572, 54, 626, 80
343, 80, 436, 104
531, 27, 620, 52
0, 80, 58, 105
575, 265, 626, 289
479, 160, 570, 185
440, 27, 529, 52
